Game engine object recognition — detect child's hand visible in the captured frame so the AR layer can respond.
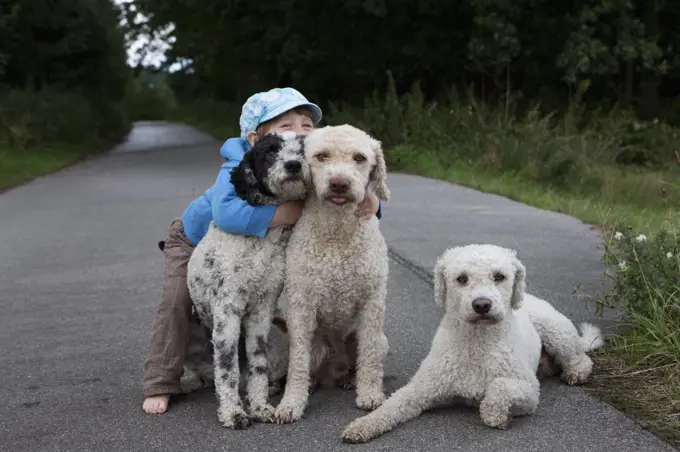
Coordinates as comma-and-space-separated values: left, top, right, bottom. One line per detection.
356, 191, 380, 218
270, 201, 304, 228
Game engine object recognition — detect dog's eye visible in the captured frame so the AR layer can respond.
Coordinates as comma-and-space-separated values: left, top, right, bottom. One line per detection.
493, 272, 506, 282
456, 274, 468, 285
315, 152, 329, 162
353, 154, 366, 163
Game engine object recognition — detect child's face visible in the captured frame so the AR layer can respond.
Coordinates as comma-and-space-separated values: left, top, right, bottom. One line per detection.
248, 110, 314, 146
265, 110, 314, 136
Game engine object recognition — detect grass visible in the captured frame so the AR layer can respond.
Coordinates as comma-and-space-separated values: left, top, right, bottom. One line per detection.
0, 87, 132, 192
0, 145, 105, 192
586, 350, 680, 447
582, 225, 680, 447
385, 144, 676, 234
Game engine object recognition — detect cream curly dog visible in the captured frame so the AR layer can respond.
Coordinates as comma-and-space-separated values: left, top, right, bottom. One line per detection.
185, 132, 310, 429
274, 124, 391, 424
342, 244, 604, 443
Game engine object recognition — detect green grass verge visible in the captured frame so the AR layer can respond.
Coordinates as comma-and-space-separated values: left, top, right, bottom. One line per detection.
0, 145, 106, 192
388, 144, 676, 234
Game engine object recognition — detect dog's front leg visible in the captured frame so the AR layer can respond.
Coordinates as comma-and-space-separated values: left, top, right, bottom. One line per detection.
342, 351, 452, 443
274, 296, 317, 424
479, 376, 540, 430
212, 302, 251, 429
243, 292, 278, 423
354, 292, 388, 411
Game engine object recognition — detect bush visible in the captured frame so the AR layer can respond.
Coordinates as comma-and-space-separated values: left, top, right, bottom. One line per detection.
122, 72, 177, 121
0, 87, 129, 150
600, 227, 680, 326
597, 225, 680, 369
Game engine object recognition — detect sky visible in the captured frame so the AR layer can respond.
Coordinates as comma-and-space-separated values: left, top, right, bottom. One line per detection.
113, 0, 175, 69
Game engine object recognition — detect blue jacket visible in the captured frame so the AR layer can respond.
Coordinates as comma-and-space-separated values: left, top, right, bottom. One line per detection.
181, 137, 382, 246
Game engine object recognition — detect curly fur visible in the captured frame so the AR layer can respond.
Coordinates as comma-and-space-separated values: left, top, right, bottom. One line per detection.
341, 244, 605, 443
184, 132, 310, 429
274, 124, 391, 424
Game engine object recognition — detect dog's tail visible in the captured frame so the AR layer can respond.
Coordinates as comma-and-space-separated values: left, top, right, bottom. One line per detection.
578, 322, 605, 352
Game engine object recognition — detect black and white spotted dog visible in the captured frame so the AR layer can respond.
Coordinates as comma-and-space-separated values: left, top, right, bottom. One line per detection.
184, 132, 309, 429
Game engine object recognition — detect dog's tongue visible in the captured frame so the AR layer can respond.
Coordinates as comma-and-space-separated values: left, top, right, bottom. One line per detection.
331, 197, 348, 205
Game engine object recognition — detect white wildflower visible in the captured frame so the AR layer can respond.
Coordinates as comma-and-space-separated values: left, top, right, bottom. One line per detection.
635, 234, 647, 243
618, 261, 628, 271
667, 252, 674, 259
614, 231, 624, 240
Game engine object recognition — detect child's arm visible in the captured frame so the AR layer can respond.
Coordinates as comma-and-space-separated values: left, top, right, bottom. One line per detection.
210, 140, 303, 237
211, 170, 276, 237
208, 140, 275, 237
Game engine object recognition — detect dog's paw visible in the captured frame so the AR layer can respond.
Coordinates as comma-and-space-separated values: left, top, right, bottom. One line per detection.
561, 356, 593, 385
355, 391, 385, 411
341, 418, 380, 444
561, 368, 589, 385
217, 408, 252, 430
249, 404, 276, 423
479, 402, 510, 430
274, 402, 305, 424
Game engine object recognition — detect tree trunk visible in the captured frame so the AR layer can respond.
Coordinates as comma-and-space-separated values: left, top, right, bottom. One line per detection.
623, 60, 633, 106
639, 76, 660, 120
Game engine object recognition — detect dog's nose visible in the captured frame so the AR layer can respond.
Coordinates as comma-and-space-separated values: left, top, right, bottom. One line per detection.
472, 298, 492, 315
284, 160, 302, 174
329, 176, 350, 194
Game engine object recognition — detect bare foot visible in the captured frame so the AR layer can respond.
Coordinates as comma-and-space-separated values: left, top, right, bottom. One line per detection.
142, 395, 170, 414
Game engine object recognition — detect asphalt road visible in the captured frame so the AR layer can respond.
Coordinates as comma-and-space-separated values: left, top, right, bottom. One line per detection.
0, 122, 675, 452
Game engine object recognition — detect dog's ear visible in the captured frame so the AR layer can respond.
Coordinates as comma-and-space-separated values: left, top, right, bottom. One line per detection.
510, 252, 526, 310
433, 255, 447, 310
230, 150, 266, 206
231, 135, 282, 206
369, 137, 390, 202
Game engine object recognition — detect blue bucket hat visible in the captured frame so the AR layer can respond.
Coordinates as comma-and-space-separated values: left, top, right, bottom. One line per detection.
239, 87, 323, 139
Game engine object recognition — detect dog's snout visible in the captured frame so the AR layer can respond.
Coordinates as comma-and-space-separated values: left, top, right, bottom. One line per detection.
284, 160, 302, 174
472, 298, 492, 315
329, 175, 350, 194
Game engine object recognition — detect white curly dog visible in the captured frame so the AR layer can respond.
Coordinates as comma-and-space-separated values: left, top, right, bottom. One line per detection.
274, 124, 392, 424
185, 132, 310, 429
342, 244, 605, 443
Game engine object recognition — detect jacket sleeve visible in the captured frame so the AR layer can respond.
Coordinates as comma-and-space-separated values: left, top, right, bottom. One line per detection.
210, 158, 276, 238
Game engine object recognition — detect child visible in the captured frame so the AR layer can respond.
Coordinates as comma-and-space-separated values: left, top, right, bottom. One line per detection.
142, 87, 382, 414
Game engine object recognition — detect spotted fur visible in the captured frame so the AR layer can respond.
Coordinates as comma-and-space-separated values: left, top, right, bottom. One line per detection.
185, 132, 310, 429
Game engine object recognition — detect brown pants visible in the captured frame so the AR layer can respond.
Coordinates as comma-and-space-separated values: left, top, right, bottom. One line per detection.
142, 218, 196, 397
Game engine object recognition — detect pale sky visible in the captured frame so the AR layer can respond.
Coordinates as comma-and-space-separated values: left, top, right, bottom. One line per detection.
113, 0, 175, 69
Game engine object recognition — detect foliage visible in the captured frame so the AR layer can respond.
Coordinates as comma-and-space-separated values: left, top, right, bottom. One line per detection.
122, 70, 177, 121
600, 227, 680, 323
585, 224, 680, 446
127, 0, 680, 120
0, 0, 133, 153
327, 74, 680, 198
